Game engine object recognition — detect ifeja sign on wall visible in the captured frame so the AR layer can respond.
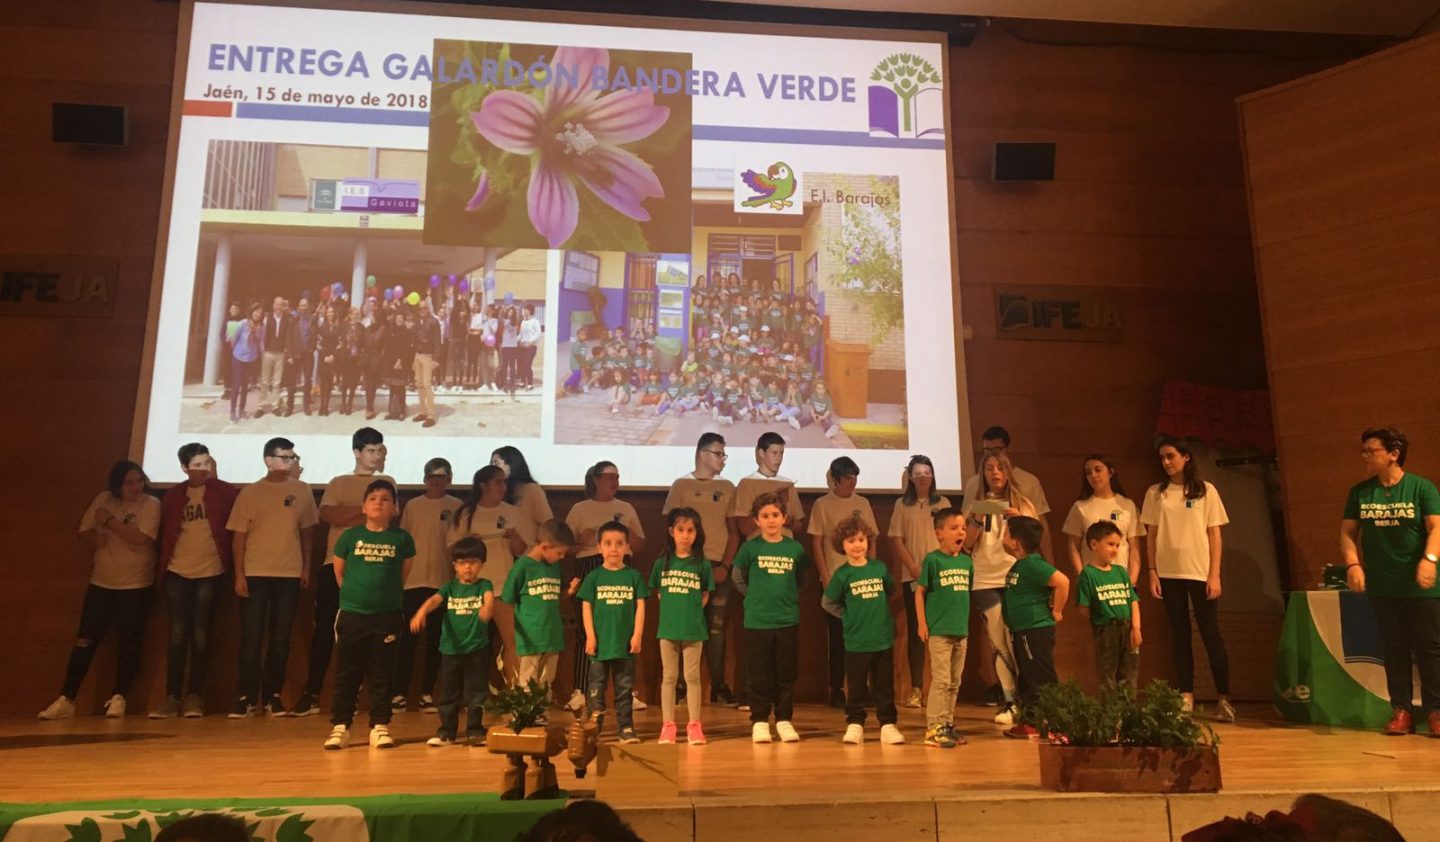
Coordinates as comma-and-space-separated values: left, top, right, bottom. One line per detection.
995, 286, 1124, 342
0, 255, 116, 318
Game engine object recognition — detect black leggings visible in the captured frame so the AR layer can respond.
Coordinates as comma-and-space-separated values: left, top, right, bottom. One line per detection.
62, 585, 152, 699
1160, 577, 1230, 695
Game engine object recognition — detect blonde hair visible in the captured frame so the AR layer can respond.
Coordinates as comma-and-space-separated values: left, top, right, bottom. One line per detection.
981, 453, 1036, 517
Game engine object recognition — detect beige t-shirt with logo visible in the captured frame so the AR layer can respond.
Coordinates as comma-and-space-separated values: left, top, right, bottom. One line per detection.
512, 482, 554, 534
733, 472, 806, 537
170, 484, 224, 578
227, 479, 319, 578
400, 493, 462, 590
1062, 494, 1145, 571
79, 492, 161, 590
319, 472, 396, 563
807, 492, 878, 577
662, 474, 736, 562
886, 495, 953, 583
448, 501, 535, 590
1140, 481, 1229, 582
565, 498, 646, 558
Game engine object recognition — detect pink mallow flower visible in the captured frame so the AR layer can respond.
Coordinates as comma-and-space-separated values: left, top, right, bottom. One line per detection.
469, 47, 669, 247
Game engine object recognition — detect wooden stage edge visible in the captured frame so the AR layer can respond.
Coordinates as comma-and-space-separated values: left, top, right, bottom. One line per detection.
3, 703, 1439, 841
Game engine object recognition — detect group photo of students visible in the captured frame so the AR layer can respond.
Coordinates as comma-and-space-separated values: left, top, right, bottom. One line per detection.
40, 422, 1439, 751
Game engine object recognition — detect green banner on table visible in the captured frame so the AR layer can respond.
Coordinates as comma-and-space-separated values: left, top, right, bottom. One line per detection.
0, 793, 562, 842
1274, 590, 1392, 729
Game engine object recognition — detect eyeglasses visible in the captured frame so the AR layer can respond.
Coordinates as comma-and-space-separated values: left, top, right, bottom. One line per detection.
269, 454, 299, 463
702, 450, 727, 460
1360, 447, 1389, 456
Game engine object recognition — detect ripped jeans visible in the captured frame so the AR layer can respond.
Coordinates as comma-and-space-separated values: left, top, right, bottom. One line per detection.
60, 585, 152, 699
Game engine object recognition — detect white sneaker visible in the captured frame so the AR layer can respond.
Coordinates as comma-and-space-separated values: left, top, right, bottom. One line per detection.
324, 724, 349, 751
751, 722, 773, 743
880, 724, 906, 745
993, 703, 1015, 726
631, 692, 648, 711
775, 720, 800, 742
103, 694, 126, 718
787, 417, 801, 430
369, 724, 395, 749
843, 723, 864, 744
38, 695, 74, 720
426, 736, 453, 747
565, 690, 586, 712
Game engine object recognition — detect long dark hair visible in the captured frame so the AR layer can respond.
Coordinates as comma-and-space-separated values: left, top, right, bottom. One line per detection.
659, 507, 707, 573
901, 454, 941, 506
583, 460, 617, 499
455, 465, 506, 533
1077, 454, 1129, 501
491, 446, 537, 504
106, 460, 148, 498
1155, 437, 1205, 500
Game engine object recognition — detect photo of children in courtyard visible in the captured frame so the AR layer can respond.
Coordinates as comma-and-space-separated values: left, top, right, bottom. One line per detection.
551, 171, 908, 449
178, 140, 546, 437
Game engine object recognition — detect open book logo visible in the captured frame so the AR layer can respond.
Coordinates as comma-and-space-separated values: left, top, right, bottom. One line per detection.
868, 53, 944, 139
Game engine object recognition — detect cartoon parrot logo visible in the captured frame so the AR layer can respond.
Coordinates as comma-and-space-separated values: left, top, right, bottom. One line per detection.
740, 162, 797, 210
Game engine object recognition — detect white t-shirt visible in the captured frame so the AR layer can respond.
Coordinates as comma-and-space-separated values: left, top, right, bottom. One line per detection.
170, 484, 224, 579
662, 473, 736, 562
1062, 494, 1145, 572
962, 464, 1051, 516
886, 495, 953, 583
1139, 481, 1229, 582
226, 479, 319, 578
400, 493, 462, 590
565, 498, 646, 558
733, 472, 806, 537
962, 493, 1036, 590
807, 492, 878, 576
469, 312, 486, 331
448, 501, 534, 590
519, 317, 541, 345
79, 492, 161, 590
511, 482, 554, 535
319, 472, 395, 563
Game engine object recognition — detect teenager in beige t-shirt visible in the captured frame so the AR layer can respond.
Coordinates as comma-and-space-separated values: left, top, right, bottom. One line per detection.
450, 464, 534, 686
731, 432, 806, 540
806, 456, 877, 707
492, 446, 553, 537
394, 457, 462, 710
887, 455, 952, 709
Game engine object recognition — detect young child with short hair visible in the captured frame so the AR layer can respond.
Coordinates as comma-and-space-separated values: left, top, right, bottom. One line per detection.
324, 479, 414, 751
822, 514, 904, 745
1001, 515, 1068, 739
410, 536, 495, 746
649, 508, 715, 746
914, 507, 973, 748
731, 492, 809, 744
1077, 520, 1142, 693
579, 522, 649, 743
500, 519, 579, 698
607, 369, 631, 414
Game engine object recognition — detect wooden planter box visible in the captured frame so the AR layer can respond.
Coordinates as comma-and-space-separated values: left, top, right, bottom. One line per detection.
487, 726, 565, 757
1038, 743, 1222, 793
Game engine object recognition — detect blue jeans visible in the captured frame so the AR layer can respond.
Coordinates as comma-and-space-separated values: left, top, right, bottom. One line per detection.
237, 576, 299, 702
587, 656, 636, 731
164, 572, 222, 698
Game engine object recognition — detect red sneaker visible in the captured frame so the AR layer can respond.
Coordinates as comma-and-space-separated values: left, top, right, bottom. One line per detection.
1428, 710, 1440, 739
1384, 708, 1414, 736
1004, 723, 1039, 739
657, 721, 678, 745
686, 721, 707, 745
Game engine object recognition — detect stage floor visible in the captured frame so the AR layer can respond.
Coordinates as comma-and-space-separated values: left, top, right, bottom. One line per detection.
4, 702, 1439, 840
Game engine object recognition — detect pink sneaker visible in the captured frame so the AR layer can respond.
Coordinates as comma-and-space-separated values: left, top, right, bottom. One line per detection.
658, 721, 678, 744
686, 721, 707, 745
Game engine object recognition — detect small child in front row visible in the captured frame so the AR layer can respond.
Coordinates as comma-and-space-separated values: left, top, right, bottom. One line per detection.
1076, 520, 1142, 694
410, 537, 495, 747
914, 507, 973, 748
579, 522, 649, 744
822, 514, 904, 745
1000, 515, 1068, 740
501, 520, 579, 700
324, 479, 415, 751
649, 507, 715, 746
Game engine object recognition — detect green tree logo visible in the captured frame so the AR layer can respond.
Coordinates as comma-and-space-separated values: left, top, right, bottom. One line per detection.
871, 53, 941, 134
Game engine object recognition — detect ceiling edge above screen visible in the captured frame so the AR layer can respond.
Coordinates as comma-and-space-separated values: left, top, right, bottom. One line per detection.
133, 0, 967, 490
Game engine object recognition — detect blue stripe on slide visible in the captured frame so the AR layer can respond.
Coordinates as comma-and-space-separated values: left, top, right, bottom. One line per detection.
234, 103, 429, 126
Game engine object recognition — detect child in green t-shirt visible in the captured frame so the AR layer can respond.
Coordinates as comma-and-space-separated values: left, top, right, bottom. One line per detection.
410, 536, 495, 746
731, 492, 809, 744
500, 519, 578, 701
579, 522, 650, 743
914, 507, 973, 749
325, 480, 415, 751
1077, 520, 1142, 694
1001, 516, 1069, 739
822, 514, 903, 746
649, 507, 715, 747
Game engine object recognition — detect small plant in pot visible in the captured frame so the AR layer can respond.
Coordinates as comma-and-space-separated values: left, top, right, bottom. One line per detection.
482, 680, 566, 800
1025, 679, 1221, 793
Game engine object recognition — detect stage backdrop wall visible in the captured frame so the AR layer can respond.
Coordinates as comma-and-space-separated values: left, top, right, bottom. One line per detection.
0, 1, 1377, 717
1239, 31, 1440, 592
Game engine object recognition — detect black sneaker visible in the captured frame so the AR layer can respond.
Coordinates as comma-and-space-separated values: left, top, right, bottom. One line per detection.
291, 691, 320, 718
984, 682, 1004, 707
828, 688, 847, 709
228, 697, 254, 719
467, 730, 488, 747
418, 694, 438, 713
710, 684, 735, 706
390, 695, 407, 712
263, 696, 289, 717
618, 727, 641, 744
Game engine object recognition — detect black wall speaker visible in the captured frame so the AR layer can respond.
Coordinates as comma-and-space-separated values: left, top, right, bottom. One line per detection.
993, 142, 1055, 181
52, 103, 128, 146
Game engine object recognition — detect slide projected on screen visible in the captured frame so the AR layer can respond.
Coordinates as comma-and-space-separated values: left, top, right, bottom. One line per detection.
135, 0, 965, 489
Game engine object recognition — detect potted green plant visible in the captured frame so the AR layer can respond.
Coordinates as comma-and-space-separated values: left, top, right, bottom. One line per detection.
1026, 679, 1221, 793
483, 680, 566, 800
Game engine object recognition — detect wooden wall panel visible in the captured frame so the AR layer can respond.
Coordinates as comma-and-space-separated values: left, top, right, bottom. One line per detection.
1240, 32, 1440, 589
0, 4, 1367, 716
